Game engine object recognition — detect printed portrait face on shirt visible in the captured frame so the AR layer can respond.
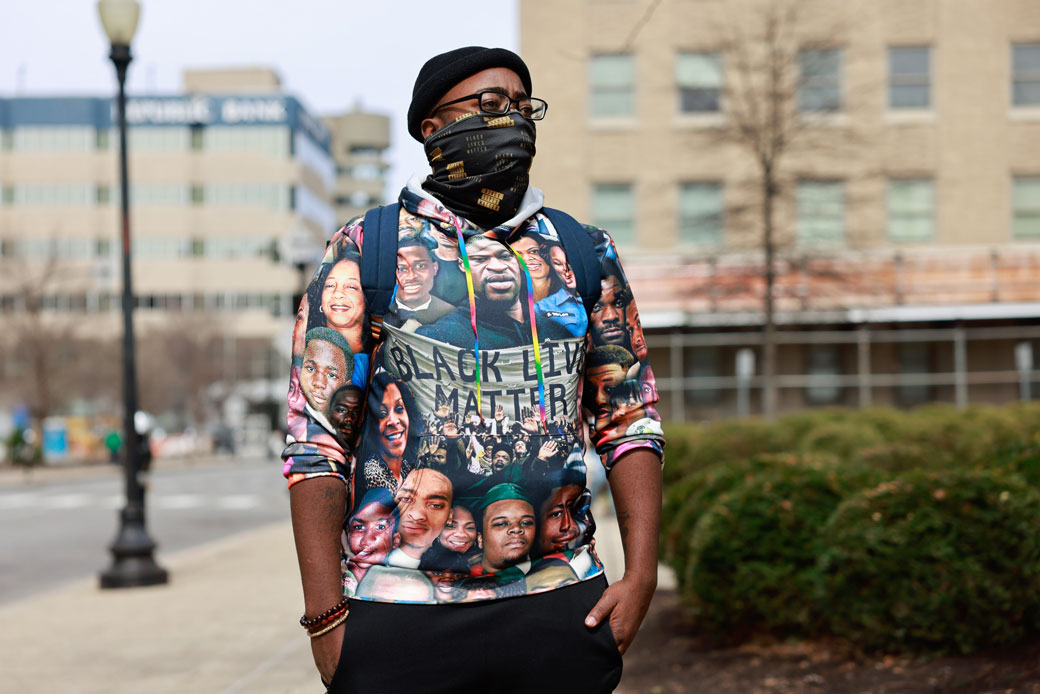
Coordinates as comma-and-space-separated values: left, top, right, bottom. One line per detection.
329, 385, 364, 444
511, 235, 548, 281
463, 235, 520, 304
322, 258, 364, 335
490, 445, 512, 473
586, 362, 627, 415
292, 293, 309, 359
425, 569, 460, 598
396, 244, 438, 307
548, 245, 576, 290
610, 380, 645, 422
395, 468, 453, 556
301, 337, 349, 413
440, 504, 478, 554
347, 493, 400, 566
480, 498, 536, 571
378, 383, 410, 461
629, 311, 647, 360
537, 484, 583, 554
591, 275, 632, 348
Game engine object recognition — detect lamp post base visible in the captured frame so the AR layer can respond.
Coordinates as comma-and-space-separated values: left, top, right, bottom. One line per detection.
99, 506, 169, 589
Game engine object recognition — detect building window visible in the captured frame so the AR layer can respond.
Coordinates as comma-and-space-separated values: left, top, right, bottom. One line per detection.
897, 342, 931, 405
796, 180, 845, 247
95, 185, 111, 206
12, 126, 94, 152
1013, 176, 1040, 239
889, 46, 930, 109
678, 182, 723, 246
95, 238, 111, 259
190, 185, 204, 205
798, 49, 842, 112
95, 128, 111, 151
676, 52, 722, 113
1012, 43, 1040, 107
685, 346, 721, 404
589, 54, 635, 118
806, 344, 842, 404
190, 124, 205, 151
888, 179, 934, 242
591, 183, 636, 244
1, 186, 12, 205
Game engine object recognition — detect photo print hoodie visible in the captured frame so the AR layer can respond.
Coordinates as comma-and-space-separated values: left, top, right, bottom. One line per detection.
282, 176, 665, 604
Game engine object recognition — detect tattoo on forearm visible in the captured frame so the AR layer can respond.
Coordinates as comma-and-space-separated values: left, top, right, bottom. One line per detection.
322, 485, 345, 533
618, 511, 633, 542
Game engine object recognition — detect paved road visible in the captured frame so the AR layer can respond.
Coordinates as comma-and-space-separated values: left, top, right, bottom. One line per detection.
0, 457, 290, 605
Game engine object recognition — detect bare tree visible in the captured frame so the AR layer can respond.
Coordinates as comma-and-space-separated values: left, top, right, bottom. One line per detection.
714, 0, 866, 419
136, 313, 228, 429
0, 243, 118, 450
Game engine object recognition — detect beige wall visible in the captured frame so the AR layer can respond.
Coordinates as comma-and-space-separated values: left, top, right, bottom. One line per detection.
521, 0, 1040, 255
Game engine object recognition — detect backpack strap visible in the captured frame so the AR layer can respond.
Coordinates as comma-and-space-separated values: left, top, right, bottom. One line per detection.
541, 207, 601, 316
361, 203, 401, 343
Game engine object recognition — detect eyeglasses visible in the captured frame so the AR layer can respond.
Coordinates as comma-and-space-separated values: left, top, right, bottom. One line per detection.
430, 91, 548, 120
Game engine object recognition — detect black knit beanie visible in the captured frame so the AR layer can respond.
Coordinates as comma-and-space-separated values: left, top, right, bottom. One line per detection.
407, 46, 532, 142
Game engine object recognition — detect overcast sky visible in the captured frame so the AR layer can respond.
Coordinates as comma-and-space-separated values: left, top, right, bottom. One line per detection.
0, 0, 519, 193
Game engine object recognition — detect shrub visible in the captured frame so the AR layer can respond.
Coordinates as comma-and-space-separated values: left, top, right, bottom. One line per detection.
662, 454, 810, 571
680, 458, 858, 638
818, 469, 1040, 654
853, 441, 936, 475
905, 404, 1029, 468
797, 419, 885, 461
989, 434, 1040, 488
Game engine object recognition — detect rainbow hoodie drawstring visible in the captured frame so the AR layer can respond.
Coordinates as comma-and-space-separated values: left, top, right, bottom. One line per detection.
452, 228, 548, 432
509, 248, 548, 431
453, 227, 485, 425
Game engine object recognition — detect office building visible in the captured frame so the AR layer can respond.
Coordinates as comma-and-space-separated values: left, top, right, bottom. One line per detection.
521, 0, 1040, 418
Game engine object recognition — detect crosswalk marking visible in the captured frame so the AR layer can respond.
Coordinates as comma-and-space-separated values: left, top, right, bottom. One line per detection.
156, 494, 204, 510
0, 491, 271, 513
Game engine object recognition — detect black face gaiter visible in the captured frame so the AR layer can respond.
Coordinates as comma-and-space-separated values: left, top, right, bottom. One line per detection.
422, 111, 536, 230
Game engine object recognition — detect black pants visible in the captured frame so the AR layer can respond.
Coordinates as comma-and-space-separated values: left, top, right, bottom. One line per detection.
326, 574, 623, 694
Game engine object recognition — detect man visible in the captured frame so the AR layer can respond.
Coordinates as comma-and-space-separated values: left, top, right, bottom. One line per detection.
390, 236, 453, 328
584, 344, 637, 417
591, 272, 633, 353
416, 234, 572, 349
300, 327, 352, 421
386, 468, 453, 568
284, 46, 663, 694
536, 474, 585, 555
327, 384, 363, 447
489, 441, 513, 474
476, 482, 536, 574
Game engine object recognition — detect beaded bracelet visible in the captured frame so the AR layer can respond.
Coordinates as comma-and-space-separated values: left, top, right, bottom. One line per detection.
300, 597, 350, 630
307, 610, 349, 638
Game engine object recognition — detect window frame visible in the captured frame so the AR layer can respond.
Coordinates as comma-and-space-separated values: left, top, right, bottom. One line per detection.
676, 51, 723, 114
588, 53, 636, 119
888, 45, 931, 110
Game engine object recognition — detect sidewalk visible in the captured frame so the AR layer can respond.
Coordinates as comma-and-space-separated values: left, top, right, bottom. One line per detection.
0, 499, 673, 693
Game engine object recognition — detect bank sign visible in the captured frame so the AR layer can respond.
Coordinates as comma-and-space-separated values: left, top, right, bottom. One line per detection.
115, 95, 330, 149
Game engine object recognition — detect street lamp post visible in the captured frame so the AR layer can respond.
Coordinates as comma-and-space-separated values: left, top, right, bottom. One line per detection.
97, 0, 168, 589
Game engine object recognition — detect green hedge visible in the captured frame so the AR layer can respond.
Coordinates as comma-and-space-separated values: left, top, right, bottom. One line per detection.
681, 458, 860, 637
661, 403, 1040, 654
818, 469, 1040, 653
